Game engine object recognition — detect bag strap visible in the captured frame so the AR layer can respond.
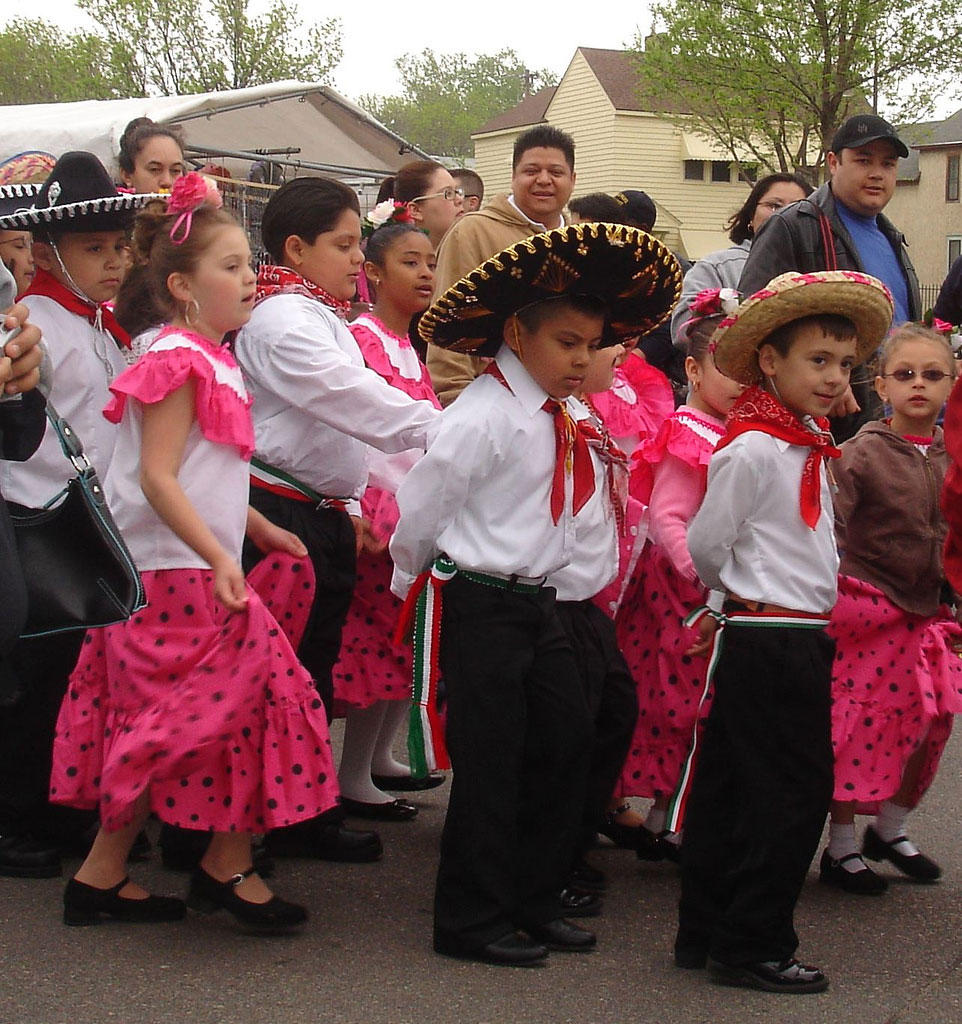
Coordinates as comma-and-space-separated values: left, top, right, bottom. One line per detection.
43, 400, 92, 475
816, 209, 837, 271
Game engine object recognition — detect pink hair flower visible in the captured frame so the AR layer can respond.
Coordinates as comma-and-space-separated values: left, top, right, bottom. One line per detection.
167, 172, 223, 243
932, 317, 954, 335
691, 287, 740, 316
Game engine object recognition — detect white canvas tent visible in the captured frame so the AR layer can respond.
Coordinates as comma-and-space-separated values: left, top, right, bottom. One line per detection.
0, 81, 428, 181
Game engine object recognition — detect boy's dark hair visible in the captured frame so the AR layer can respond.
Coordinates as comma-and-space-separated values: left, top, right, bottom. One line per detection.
365, 222, 427, 267
727, 172, 813, 244
261, 177, 360, 264
515, 293, 606, 334
567, 193, 624, 223
761, 314, 857, 358
512, 126, 575, 171
451, 168, 483, 201
117, 117, 185, 176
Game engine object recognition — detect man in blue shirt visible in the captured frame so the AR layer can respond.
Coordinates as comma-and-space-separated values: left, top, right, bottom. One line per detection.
738, 114, 920, 439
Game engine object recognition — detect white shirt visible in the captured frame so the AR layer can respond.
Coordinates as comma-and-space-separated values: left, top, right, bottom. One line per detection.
234, 294, 439, 507
390, 345, 586, 598
548, 400, 619, 603
687, 430, 839, 614
105, 333, 249, 570
0, 295, 126, 507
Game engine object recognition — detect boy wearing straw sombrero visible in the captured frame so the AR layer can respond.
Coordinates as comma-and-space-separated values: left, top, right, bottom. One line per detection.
390, 223, 680, 966
675, 270, 894, 994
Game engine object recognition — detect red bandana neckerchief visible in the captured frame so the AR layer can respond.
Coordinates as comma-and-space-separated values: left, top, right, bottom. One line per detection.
255, 264, 352, 319
484, 361, 619, 524
21, 266, 131, 348
716, 385, 840, 530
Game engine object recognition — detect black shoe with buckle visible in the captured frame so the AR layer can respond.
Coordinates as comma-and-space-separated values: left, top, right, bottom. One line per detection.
818, 849, 888, 895
710, 957, 829, 994
862, 825, 942, 882
63, 876, 186, 926
0, 833, 62, 878
597, 802, 643, 850
187, 865, 307, 932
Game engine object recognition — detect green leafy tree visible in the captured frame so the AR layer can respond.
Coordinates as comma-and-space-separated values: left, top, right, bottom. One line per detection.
634, 0, 962, 179
360, 49, 557, 159
0, 18, 130, 103
74, 0, 342, 95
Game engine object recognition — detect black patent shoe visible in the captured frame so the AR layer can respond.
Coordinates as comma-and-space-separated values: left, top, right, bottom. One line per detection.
187, 865, 307, 933
559, 887, 603, 917
63, 876, 186, 926
818, 849, 888, 895
862, 825, 942, 882
636, 826, 669, 862
597, 803, 643, 850
339, 797, 418, 821
710, 957, 829, 994
371, 772, 445, 792
525, 918, 596, 952
0, 834, 62, 879
434, 929, 548, 967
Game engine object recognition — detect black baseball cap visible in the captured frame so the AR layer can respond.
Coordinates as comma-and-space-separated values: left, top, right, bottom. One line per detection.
614, 189, 657, 230
830, 115, 909, 158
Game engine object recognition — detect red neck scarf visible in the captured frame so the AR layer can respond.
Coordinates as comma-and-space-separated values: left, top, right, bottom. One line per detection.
21, 266, 130, 348
255, 264, 352, 319
484, 361, 607, 524
716, 385, 839, 530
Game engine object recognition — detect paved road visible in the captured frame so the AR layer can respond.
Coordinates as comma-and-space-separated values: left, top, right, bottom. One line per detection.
2, 724, 962, 1024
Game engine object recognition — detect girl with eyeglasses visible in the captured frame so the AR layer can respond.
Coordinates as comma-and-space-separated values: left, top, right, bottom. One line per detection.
380, 160, 464, 250
819, 323, 962, 896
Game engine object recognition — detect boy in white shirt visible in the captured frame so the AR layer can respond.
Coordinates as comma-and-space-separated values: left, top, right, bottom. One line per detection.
677, 271, 894, 994
391, 224, 680, 966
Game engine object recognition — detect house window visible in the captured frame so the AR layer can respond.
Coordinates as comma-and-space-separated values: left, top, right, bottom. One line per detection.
948, 154, 960, 202
684, 160, 704, 181
738, 163, 759, 184
711, 160, 732, 183
949, 237, 962, 272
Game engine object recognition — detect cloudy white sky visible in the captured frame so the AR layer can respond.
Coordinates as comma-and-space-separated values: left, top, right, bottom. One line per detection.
18, 0, 654, 101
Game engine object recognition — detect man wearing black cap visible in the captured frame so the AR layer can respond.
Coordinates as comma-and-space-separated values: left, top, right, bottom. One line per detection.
738, 114, 920, 439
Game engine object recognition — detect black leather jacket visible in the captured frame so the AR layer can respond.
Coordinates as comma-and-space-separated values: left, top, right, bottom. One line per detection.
737, 182, 920, 440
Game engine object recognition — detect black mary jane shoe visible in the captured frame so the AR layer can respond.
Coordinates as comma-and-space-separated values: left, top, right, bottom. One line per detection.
339, 797, 418, 822
63, 876, 186, 926
818, 849, 888, 895
597, 803, 644, 850
187, 865, 307, 933
525, 918, 597, 952
371, 772, 445, 793
862, 825, 942, 882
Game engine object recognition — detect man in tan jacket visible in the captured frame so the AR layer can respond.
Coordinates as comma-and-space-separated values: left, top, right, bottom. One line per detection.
427, 125, 576, 405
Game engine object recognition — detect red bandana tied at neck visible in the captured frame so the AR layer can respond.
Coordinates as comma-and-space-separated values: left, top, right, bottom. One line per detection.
21, 267, 130, 348
484, 361, 607, 524
255, 264, 352, 319
715, 385, 839, 529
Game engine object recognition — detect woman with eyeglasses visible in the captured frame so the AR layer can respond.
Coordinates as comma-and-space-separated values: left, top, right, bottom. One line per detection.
819, 322, 962, 897
380, 161, 464, 250
670, 173, 812, 345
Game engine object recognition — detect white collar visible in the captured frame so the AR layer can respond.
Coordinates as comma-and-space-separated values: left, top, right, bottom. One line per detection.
495, 344, 553, 417
507, 194, 564, 232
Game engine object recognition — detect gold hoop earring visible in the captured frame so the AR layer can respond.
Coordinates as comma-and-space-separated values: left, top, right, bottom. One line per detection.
184, 298, 200, 326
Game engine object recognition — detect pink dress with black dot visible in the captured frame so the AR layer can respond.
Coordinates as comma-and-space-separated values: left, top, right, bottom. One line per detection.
331, 315, 441, 714
49, 328, 339, 832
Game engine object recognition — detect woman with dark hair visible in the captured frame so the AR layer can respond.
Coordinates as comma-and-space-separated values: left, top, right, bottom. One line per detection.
670, 173, 812, 344
379, 160, 463, 249
232, 177, 440, 855
117, 118, 186, 194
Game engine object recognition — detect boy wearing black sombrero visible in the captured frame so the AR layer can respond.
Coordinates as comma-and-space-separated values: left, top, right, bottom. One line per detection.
390, 223, 681, 966
0, 153, 158, 878
676, 270, 894, 994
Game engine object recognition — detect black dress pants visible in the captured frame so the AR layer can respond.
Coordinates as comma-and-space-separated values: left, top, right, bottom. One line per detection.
244, 489, 356, 721
555, 599, 638, 856
434, 576, 592, 948
677, 625, 834, 965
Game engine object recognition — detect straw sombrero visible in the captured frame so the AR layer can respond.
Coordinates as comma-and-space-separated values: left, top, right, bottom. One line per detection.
0, 151, 162, 235
419, 222, 682, 357
710, 270, 894, 385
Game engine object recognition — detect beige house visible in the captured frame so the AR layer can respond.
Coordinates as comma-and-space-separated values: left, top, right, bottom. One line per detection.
886, 109, 962, 298
472, 47, 757, 260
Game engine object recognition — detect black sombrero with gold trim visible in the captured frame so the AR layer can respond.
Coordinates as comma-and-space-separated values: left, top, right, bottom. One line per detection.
419, 222, 683, 356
